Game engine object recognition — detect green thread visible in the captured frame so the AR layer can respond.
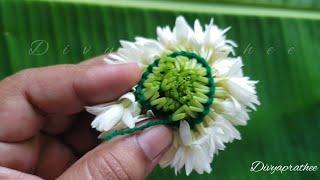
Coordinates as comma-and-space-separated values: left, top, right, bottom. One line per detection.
102, 51, 215, 141
100, 118, 173, 141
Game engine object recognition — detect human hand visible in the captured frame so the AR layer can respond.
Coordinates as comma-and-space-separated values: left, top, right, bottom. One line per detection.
0, 56, 172, 180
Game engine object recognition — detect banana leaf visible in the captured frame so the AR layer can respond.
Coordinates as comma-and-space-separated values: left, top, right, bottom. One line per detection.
0, 0, 319, 179
149, 0, 320, 10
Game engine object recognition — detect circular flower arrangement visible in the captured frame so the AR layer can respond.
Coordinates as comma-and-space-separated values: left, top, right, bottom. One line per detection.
86, 16, 259, 175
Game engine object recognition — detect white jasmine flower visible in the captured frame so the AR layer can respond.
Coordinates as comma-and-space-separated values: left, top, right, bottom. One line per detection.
107, 38, 164, 67
171, 121, 212, 175
213, 97, 250, 125
89, 16, 259, 175
223, 77, 259, 110
86, 92, 141, 132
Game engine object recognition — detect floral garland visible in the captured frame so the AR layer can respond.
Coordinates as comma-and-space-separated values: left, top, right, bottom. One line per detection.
86, 16, 260, 175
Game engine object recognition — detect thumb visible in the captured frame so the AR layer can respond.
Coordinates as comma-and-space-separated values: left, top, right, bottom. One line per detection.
58, 126, 172, 180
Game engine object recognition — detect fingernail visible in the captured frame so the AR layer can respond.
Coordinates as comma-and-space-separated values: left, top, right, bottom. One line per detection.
137, 126, 172, 161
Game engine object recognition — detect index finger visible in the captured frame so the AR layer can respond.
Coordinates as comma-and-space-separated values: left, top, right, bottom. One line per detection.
0, 57, 141, 142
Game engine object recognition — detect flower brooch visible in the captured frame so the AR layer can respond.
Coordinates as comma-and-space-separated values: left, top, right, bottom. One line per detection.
86, 16, 259, 175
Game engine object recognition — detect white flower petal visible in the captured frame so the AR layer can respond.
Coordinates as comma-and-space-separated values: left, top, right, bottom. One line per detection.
91, 105, 124, 132
119, 92, 136, 102
172, 147, 187, 174
128, 101, 141, 117
224, 77, 260, 109
213, 57, 244, 77
214, 97, 249, 125
157, 26, 175, 48
122, 109, 135, 128
175, 16, 192, 43
194, 19, 203, 38
179, 121, 193, 146
185, 156, 193, 176
85, 102, 114, 115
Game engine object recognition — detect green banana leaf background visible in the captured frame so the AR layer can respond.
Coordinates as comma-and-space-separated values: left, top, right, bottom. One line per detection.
0, 0, 319, 179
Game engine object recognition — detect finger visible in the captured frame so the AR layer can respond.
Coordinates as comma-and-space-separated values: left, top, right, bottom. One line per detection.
42, 54, 110, 135
42, 115, 74, 135
58, 126, 172, 180
61, 113, 99, 156
0, 166, 42, 180
0, 62, 141, 142
35, 135, 77, 180
79, 55, 108, 67
0, 134, 77, 178
0, 136, 40, 173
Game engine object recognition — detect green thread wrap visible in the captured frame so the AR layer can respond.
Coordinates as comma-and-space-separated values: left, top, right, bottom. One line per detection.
101, 51, 215, 141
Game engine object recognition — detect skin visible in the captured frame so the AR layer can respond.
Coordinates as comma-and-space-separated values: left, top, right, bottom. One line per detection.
0, 56, 173, 180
